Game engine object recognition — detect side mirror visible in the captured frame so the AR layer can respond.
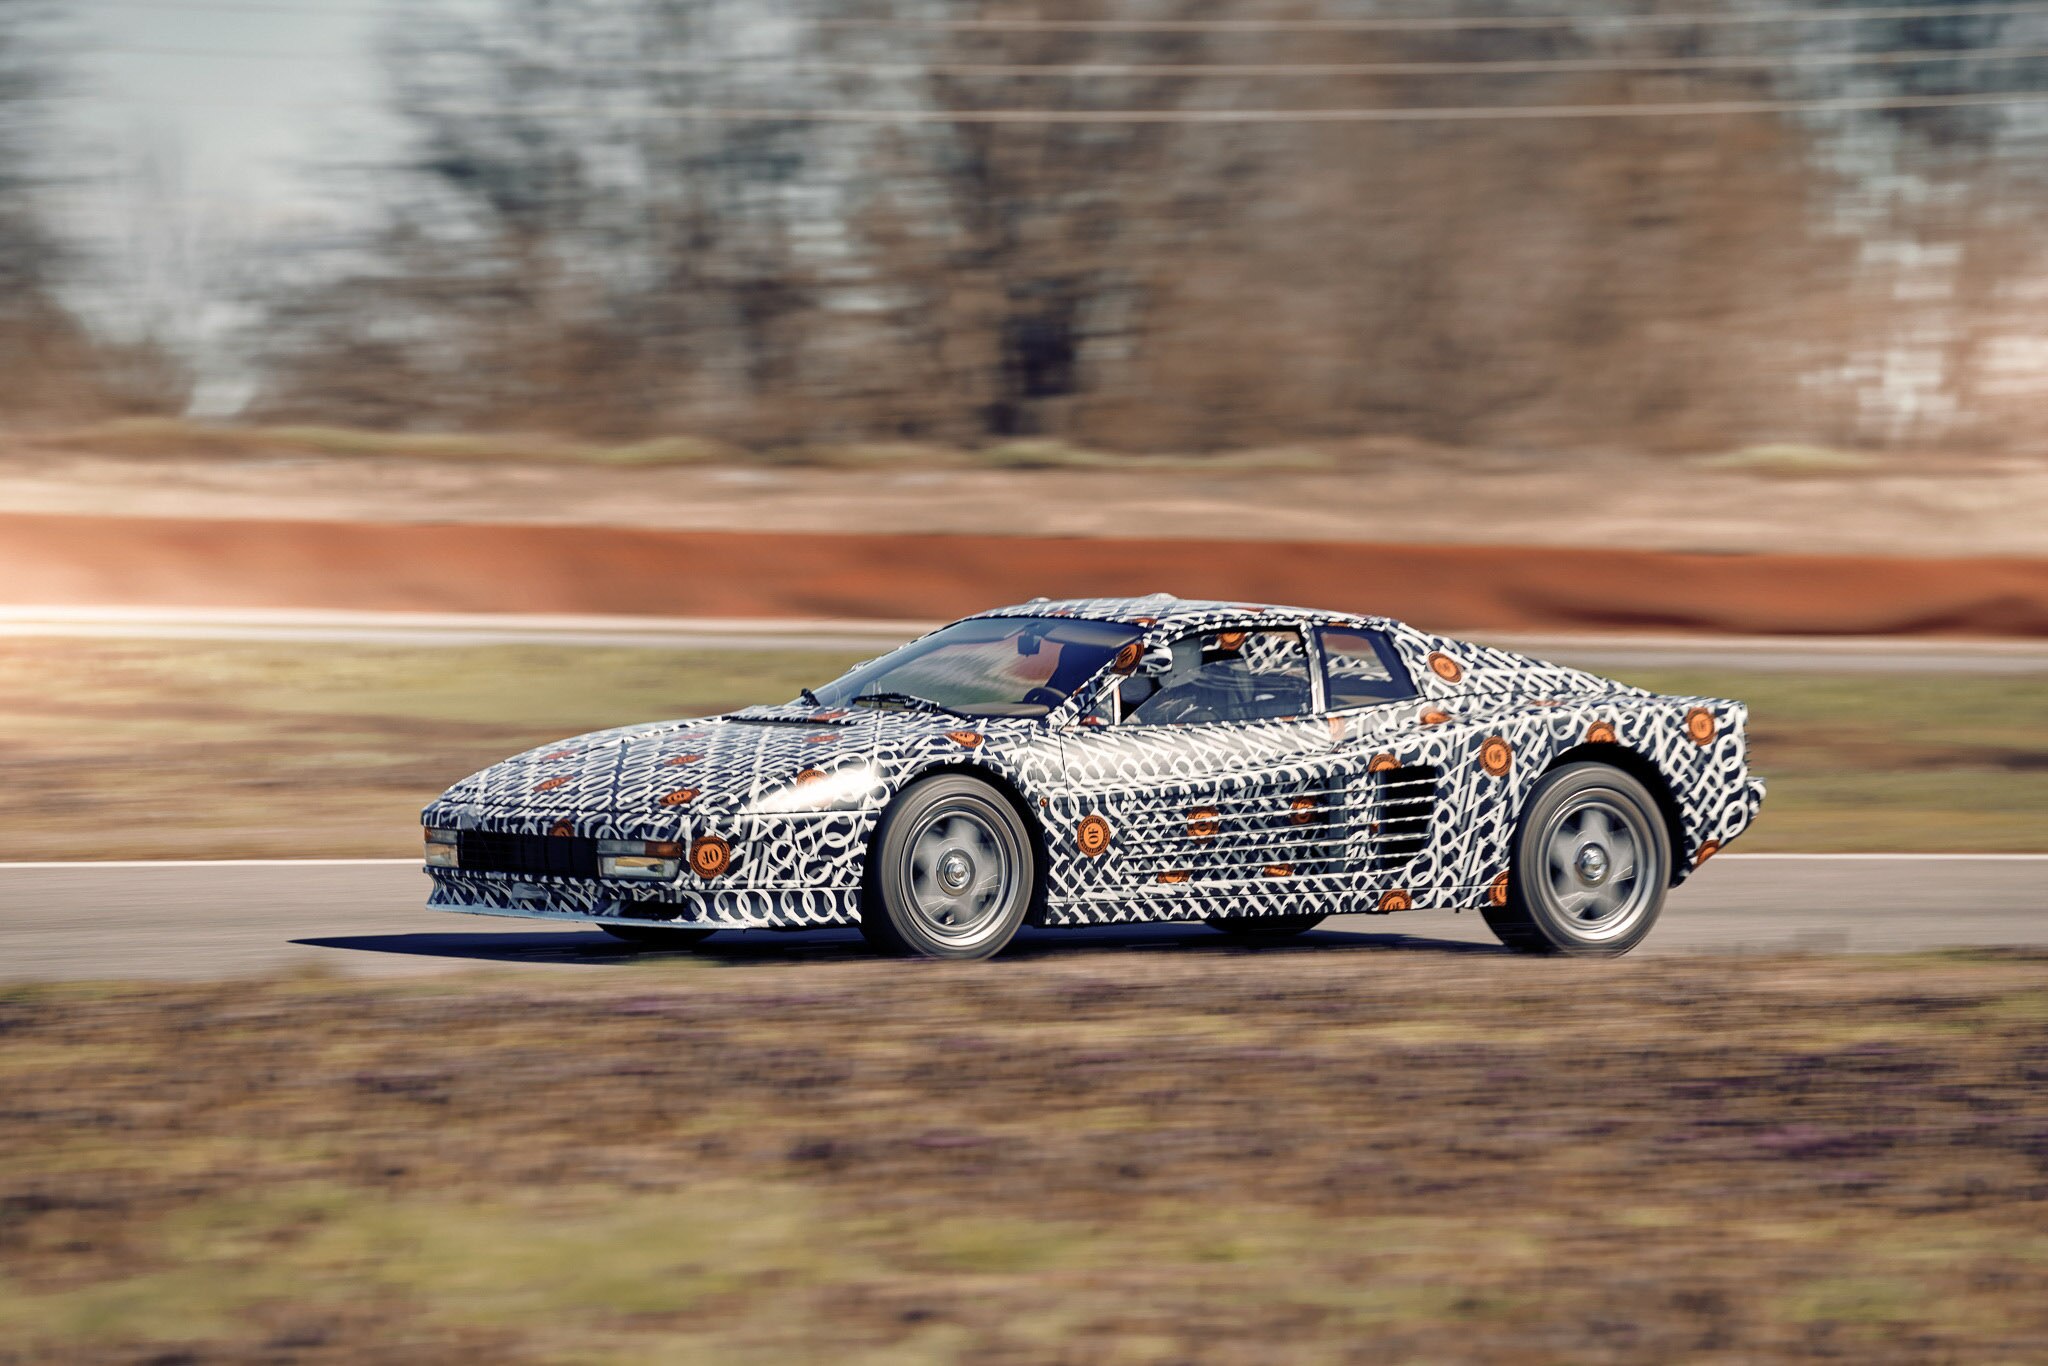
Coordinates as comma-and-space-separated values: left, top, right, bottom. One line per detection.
1136, 644, 1177, 677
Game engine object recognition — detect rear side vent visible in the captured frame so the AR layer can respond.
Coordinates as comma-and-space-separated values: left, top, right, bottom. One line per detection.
1368, 765, 1438, 869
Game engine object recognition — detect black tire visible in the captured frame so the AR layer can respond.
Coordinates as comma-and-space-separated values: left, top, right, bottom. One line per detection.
861, 773, 1038, 960
600, 924, 718, 949
1485, 761, 1670, 957
1205, 913, 1327, 940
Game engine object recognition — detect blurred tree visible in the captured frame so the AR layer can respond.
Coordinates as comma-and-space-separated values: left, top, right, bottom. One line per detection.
250, 0, 2048, 455
255, 0, 842, 440
0, 0, 96, 416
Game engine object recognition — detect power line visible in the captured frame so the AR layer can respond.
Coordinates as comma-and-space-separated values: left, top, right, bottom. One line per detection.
89, 41, 2048, 78
820, 1, 2048, 31
82, 0, 2048, 33
116, 86, 2048, 121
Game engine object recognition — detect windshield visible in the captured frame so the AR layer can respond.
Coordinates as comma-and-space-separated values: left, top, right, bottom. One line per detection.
808, 616, 1142, 718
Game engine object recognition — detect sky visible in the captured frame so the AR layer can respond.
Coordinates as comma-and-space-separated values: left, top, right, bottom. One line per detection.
63, 0, 480, 225
53, 1, 485, 408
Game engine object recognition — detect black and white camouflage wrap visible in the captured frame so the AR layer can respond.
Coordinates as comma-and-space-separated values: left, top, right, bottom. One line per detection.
423, 595, 1765, 932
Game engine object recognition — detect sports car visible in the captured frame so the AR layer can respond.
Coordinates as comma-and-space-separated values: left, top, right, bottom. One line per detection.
422, 595, 1765, 958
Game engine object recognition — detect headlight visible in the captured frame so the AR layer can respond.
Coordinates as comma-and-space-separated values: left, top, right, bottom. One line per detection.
597, 838, 683, 880
745, 763, 880, 815
424, 827, 459, 868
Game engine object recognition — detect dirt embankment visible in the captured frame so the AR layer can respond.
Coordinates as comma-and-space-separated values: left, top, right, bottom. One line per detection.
5, 511, 2048, 637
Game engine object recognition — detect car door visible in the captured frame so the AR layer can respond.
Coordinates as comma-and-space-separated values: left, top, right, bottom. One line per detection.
1051, 624, 1344, 918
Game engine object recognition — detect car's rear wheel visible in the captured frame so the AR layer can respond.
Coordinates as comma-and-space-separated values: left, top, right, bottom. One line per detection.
1485, 762, 1669, 957
861, 773, 1037, 960
600, 924, 717, 949
1205, 913, 1326, 939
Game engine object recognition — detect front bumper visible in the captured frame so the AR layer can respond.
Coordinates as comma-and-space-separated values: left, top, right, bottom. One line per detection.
426, 868, 861, 930
420, 807, 877, 930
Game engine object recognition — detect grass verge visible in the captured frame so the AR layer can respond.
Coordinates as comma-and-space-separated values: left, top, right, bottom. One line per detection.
0, 955, 2043, 1361
0, 640, 2040, 859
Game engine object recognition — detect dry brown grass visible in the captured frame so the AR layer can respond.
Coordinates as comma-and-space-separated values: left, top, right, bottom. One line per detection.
0, 953, 2044, 1362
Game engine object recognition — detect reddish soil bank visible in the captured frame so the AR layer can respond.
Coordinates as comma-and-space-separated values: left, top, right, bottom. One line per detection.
5, 511, 2048, 636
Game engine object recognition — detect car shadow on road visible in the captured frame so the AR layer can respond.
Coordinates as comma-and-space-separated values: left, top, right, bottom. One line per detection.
294, 920, 1507, 968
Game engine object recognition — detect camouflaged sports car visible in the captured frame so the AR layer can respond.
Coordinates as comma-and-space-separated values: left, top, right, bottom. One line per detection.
422, 595, 1764, 959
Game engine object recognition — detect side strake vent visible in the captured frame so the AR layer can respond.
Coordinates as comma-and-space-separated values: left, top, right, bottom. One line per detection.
1368, 765, 1438, 870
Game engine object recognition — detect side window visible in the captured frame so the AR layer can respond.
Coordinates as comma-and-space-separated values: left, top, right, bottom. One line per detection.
1317, 627, 1417, 709
1124, 629, 1314, 726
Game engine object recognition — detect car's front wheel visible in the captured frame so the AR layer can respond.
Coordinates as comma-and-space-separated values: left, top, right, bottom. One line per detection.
1485, 762, 1669, 957
600, 924, 718, 949
861, 773, 1037, 960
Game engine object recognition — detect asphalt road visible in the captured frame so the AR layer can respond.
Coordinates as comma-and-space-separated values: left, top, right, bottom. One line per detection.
1, 856, 2042, 981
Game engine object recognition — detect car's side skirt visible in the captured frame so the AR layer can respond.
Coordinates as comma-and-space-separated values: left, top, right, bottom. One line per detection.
1040, 880, 1496, 927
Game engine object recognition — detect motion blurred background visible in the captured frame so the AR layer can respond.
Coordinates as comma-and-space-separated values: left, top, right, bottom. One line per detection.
2, 3, 2047, 1360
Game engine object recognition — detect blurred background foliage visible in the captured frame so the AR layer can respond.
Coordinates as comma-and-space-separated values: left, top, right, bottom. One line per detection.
8, 0, 2048, 456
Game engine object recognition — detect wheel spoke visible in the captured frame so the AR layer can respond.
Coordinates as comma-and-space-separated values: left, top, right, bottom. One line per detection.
1586, 882, 1622, 920
1580, 806, 1611, 843
1547, 824, 1578, 875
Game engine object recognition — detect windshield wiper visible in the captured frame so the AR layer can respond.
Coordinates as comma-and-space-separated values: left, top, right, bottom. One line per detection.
799, 687, 822, 707
851, 691, 969, 718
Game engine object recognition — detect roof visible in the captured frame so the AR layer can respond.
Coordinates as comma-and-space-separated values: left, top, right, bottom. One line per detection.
972, 594, 1380, 630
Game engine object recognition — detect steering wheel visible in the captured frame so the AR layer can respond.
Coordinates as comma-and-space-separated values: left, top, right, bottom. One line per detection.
1022, 686, 1066, 710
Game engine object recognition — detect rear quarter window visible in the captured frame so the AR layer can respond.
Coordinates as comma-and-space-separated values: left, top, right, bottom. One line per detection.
1318, 627, 1418, 708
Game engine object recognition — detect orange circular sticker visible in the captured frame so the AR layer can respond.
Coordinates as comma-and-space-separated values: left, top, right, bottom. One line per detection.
690, 835, 730, 878
1110, 641, 1143, 675
1077, 814, 1112, 857
1263, 864, 1295, 878
1695, 839, 1721, 867
1685, 708, 1716, 745
1289, 796, 1320, 825
1586, 721, 1617, 745
1187, 807, 1221, 840
1421, 710, 1451, 727
660, 788, 699, 807
664, 753, 702, 766
1426, 652, 1463, 683
533, 776, 571, 793
1480, 736, 1512, 777
1156, 870, 1189, 885
946, 730, 984, 748
1327, 716, 1348, 741
794, 768, 827, 787
1488, 871, 1510, 907
549, 820, 574, 838
1378, 889, 1413, 912
1368, 753, 1400, 773
1215, 631, 1247, 651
